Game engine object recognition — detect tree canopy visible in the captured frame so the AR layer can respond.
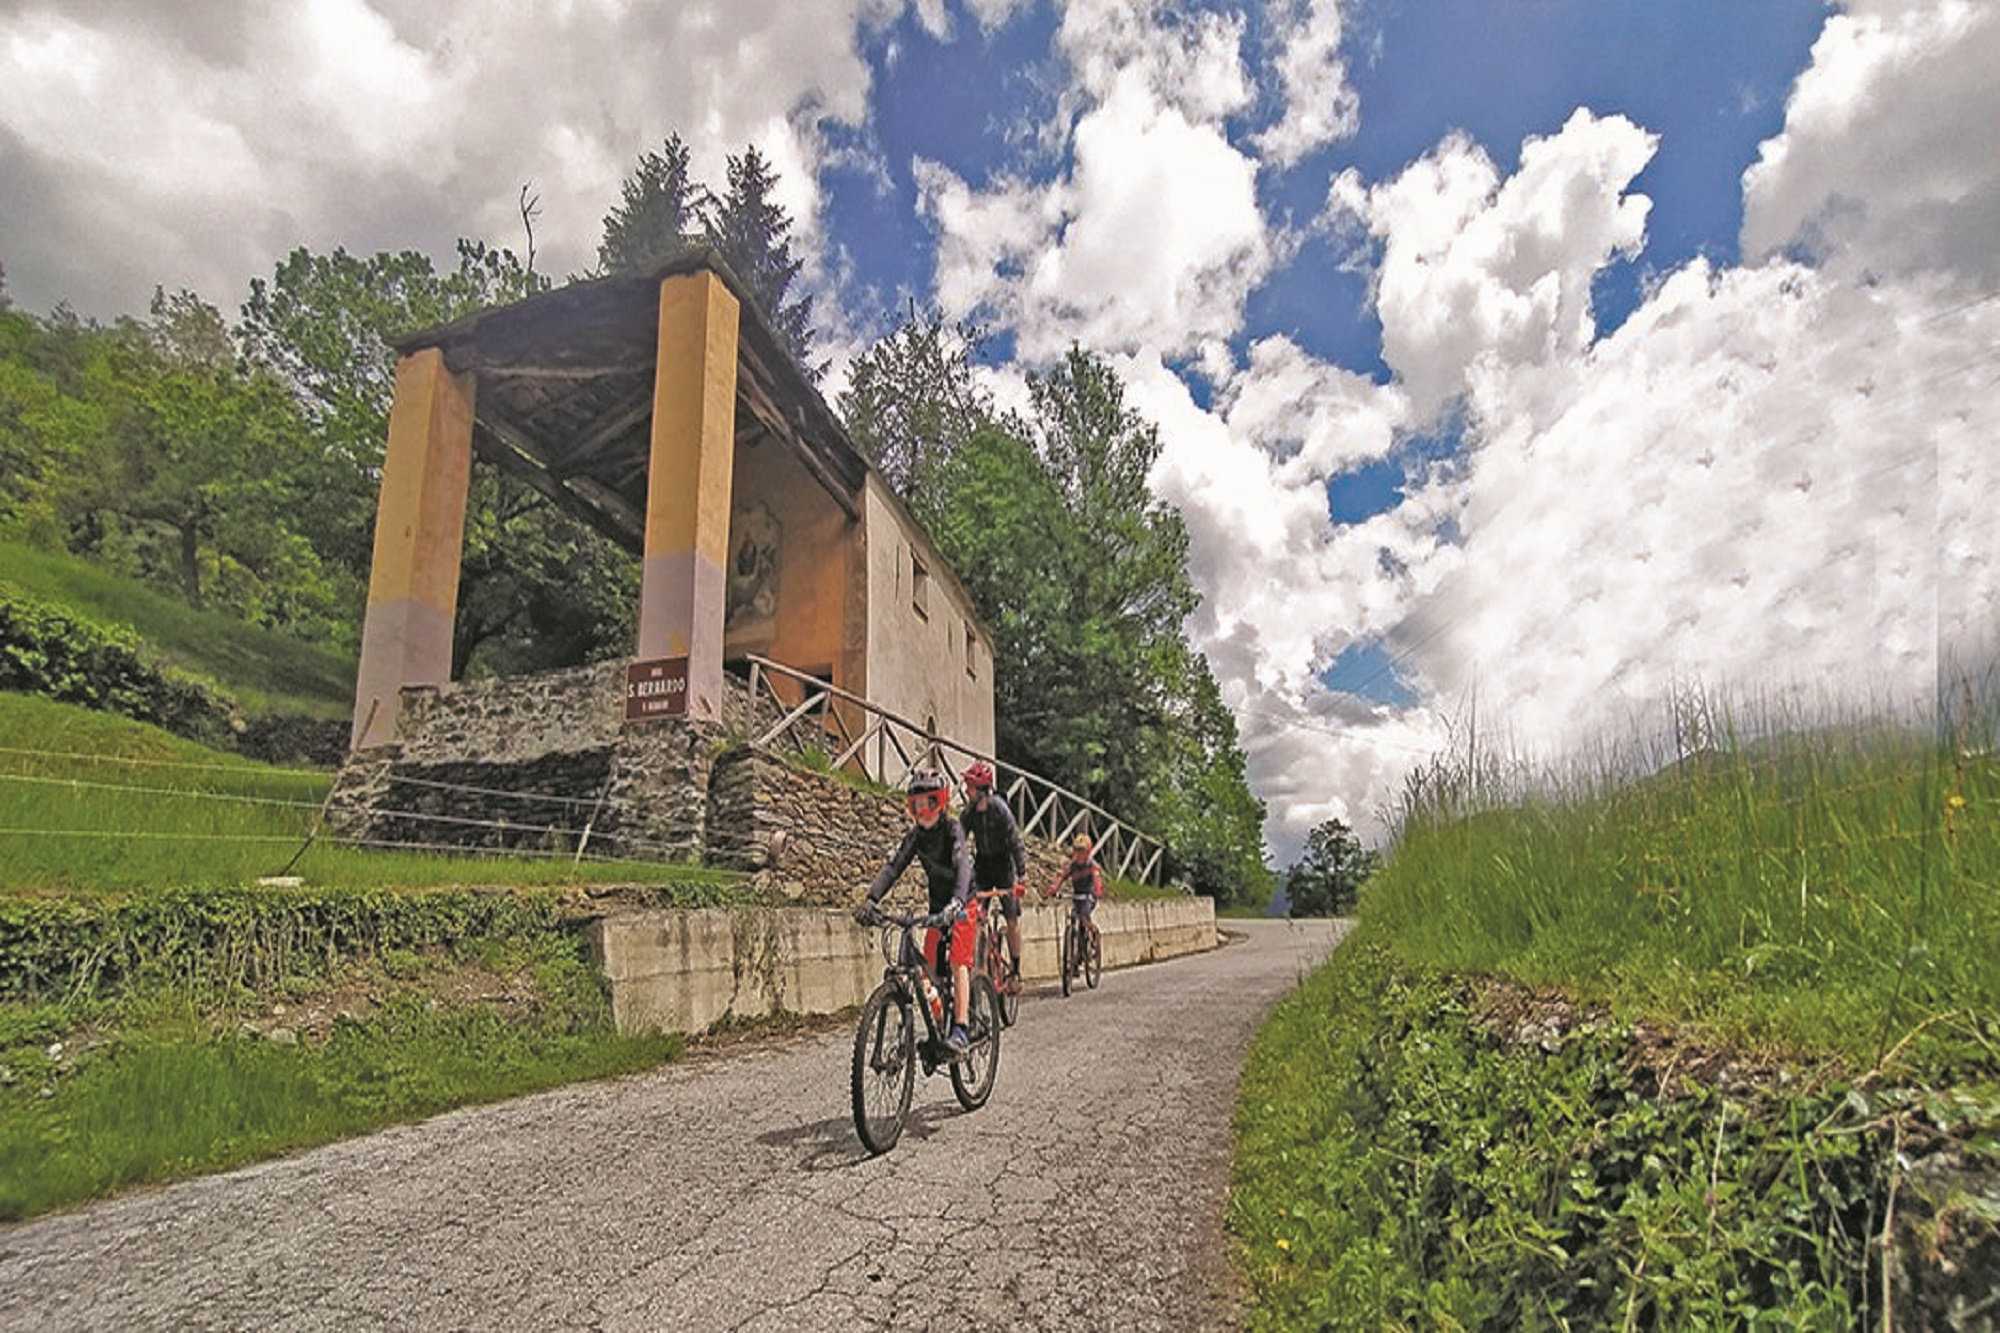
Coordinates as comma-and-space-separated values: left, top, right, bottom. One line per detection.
0, 140, 1271, 901
0, 292, 352, 639
1283, 817, 1377, 917
596, 134, 703, 277
598, 136, 816, 371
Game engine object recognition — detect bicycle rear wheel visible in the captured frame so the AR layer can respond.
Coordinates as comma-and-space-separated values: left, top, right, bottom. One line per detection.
852, 981, 915, 1154
950, 976, 1001, 1111
1084, 928, 1102, 989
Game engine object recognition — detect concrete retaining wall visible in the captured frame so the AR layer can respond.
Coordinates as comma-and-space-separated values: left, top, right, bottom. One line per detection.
589, 896, 1219, 1034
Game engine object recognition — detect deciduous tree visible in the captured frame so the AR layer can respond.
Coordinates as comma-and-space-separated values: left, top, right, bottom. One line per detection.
839, 306, 990, 493
843, 318, 1270, 903
1284, 818, 1378, 917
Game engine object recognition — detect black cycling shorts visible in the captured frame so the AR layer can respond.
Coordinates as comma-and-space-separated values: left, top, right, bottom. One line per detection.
973, 859, 1020, 919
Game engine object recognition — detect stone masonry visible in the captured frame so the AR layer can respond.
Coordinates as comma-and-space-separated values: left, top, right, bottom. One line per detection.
705, 746, 1090, 906
325, 662, 725, 865
323, 662, 1091, 896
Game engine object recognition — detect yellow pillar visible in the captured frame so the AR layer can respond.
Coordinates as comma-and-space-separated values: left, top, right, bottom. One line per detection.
638, 271, 740, 721
350, 348, 475, 748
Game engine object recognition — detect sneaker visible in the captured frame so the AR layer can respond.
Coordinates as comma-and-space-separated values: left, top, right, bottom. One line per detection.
947, 1024, 969, 1053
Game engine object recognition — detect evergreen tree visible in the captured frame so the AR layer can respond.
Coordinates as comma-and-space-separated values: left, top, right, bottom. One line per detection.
596, 133, 704, 277
705, 144, 814, 368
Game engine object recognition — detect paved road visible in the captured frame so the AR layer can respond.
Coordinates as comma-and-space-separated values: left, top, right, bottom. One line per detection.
0, 917, 1345, 1332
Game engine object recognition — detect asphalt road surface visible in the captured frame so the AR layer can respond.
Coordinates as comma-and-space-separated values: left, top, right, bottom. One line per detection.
0, 917, 1346, 1332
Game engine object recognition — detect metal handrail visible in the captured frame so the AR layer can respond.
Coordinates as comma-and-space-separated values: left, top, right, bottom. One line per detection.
738, 654, 1168, 886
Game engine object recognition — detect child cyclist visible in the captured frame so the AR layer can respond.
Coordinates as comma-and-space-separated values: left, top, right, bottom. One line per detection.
853, 767, 977, 1052
957, 760, 1027, 992
1045, 834, 1104, 952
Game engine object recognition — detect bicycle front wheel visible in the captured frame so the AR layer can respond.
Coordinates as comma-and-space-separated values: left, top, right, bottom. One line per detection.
986, 929, 1020, 1027
1060, 923, 1074, 998
950, 976, 1002, 1111
852, 982, 915, 1154
1084, 928, 1102, 989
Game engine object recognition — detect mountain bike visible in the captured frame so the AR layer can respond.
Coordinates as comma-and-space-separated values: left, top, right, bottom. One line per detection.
974, 887, 1022, 1028
851, 908, 1002, 1155
1057, 891, 1102, 998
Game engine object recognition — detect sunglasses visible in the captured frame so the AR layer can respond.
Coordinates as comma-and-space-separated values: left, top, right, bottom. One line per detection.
907, 788, 949, 819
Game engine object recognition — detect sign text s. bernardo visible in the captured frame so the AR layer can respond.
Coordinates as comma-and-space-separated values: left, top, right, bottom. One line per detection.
624, 657, 689, 722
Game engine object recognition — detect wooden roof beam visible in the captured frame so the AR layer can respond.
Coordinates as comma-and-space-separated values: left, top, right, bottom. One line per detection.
474, 401, 648, 551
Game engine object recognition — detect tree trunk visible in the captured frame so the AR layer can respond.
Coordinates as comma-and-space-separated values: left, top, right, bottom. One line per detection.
179, 520, 204, 609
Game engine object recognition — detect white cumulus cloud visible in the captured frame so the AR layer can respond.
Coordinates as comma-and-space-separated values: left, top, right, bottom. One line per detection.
1742, 0, 2000, 292
918, 2, 1273, 361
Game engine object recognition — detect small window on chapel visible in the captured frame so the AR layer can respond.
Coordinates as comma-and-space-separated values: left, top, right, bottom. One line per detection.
965, 622, 978, 679
911, 552, 930, 619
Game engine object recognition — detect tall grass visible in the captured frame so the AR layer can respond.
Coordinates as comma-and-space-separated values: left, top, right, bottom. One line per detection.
1233, 678, 1999, 1326
1364, 679, 1999, 1072
0, 693, 738, 896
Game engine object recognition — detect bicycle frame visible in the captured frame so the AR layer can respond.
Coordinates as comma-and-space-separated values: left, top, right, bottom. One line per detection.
1057, 891, 1100, 996
876, 913, 960, 1072
973, 888, 1021, 1025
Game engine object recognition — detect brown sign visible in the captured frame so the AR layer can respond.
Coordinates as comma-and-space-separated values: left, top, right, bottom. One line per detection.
624, 657, 690, 722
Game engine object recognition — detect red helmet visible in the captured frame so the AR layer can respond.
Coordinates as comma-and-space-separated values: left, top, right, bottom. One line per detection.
963, 761, 995, 792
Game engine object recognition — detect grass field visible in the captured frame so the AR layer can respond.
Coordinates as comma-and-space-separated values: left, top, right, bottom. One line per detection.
1364, 698, 1997, 1070
0, 689, 743, 1221
0, 692, 741, 896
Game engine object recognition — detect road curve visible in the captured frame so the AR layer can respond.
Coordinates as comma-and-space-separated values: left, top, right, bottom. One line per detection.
0, 917, 1346, 1332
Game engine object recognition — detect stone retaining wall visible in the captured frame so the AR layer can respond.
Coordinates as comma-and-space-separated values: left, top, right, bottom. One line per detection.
324, 666, 1150, 910
590, 896, 1219, 1034
707, 747, 1114, 905
325, 663, 726, 863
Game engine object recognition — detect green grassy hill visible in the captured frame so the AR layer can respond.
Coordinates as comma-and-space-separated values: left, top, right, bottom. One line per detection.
1, 539, 356, 718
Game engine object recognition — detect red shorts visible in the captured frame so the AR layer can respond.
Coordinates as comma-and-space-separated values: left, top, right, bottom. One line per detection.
925, 901, 978, 970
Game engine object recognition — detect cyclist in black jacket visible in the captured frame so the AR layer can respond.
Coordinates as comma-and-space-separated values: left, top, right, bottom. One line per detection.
958, 760, 1027, 991
854, 767, 976, 1051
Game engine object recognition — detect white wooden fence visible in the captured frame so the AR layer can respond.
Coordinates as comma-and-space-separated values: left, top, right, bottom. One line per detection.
737, 654, 1168, 886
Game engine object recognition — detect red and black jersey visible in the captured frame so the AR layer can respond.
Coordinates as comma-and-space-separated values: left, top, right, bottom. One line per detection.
1052, 858, 1102, 899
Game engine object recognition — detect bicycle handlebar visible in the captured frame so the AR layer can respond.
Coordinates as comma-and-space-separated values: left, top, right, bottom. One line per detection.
872, 907, 966, 931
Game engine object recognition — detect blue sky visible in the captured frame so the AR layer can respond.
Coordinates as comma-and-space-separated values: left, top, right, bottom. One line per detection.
2, 0, 1994, 860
